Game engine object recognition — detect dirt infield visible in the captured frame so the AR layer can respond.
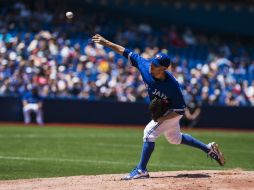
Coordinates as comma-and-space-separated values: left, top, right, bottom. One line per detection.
0, 170, 253, 190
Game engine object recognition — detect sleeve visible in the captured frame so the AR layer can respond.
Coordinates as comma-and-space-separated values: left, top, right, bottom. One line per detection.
123, 48, 145, 68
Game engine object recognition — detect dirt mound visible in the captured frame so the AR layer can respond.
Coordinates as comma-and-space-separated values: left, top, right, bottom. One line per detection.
0, 170, 253, 190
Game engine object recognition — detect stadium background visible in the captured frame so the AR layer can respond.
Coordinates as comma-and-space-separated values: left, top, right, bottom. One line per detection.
1, 0, 254, 128
0, 0, 254, 183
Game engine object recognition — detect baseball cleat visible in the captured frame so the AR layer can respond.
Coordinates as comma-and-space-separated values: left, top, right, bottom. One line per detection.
121, 167, 149, 180
207, 142, 225, 166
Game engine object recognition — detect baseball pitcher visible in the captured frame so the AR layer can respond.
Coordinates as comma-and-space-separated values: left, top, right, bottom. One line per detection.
92, 34, 225, 180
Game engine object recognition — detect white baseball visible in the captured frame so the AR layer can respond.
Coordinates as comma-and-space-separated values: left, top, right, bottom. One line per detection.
66, 12, 74, 19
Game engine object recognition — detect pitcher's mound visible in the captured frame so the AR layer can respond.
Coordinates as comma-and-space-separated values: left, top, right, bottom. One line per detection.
1, 170, 254, 190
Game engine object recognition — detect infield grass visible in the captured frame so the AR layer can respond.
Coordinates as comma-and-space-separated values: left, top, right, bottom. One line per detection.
0, 124, 253, 180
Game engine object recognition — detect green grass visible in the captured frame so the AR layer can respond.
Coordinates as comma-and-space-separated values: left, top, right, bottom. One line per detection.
0, 125, 253, 180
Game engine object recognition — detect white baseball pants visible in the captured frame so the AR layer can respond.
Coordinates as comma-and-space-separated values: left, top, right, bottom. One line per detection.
143, 115, 183, 144
23, 103, 43, 125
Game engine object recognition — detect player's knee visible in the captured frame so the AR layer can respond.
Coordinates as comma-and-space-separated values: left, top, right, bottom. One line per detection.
166, 134, 182, 144
143, 130, 156, 142
143, 135, 156, 142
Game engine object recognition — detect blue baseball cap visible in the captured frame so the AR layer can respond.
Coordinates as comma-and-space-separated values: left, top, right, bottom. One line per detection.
151, 53, 171, 67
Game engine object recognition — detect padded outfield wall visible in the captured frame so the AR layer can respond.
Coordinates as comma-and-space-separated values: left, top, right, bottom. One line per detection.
0, 97, 253, 129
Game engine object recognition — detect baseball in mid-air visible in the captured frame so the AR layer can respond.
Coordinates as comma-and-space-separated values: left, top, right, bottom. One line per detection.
66, 11, 74, 19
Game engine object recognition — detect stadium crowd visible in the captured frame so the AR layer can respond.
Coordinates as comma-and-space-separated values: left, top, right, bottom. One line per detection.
0, 1, 254, 106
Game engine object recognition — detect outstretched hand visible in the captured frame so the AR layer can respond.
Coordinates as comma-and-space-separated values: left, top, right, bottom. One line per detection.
91, 34, 125, 55
92, 34, 108, 46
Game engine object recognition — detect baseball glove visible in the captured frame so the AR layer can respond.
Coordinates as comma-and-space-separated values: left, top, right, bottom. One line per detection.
149, 98, 170, 122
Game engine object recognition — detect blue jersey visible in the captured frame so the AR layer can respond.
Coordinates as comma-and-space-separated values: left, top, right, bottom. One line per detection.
123, 49, 186, 112
22, 91, 42, 104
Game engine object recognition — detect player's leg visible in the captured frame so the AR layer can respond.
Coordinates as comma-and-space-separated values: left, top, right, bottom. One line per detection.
181, 133, 210, 152
35, 108, 44, 126
23, 105, 32, 124
122, 119, 171, 180
121, 120, 157, 180
30, 104, 43, 126
163, 116, 225, 166
137, 120, 158, 171
181, 133, 225, 165
139, 118, 177, 169
163, 115, 209, 151
162, 115, 183, 144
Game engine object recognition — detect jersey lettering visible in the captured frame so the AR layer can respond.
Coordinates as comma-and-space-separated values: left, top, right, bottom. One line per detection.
152, 89, 167, 100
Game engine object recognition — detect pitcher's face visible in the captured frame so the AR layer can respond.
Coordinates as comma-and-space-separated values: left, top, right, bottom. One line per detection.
150, 63, 168, 80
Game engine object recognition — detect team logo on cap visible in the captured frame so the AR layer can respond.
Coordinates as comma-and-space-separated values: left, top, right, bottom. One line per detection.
156, 54, 162, 59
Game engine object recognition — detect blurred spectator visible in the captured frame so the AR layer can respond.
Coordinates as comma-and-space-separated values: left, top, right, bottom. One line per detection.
182, 27, 196, 46
181, 96, 201, 128
0, 1, 253, 107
